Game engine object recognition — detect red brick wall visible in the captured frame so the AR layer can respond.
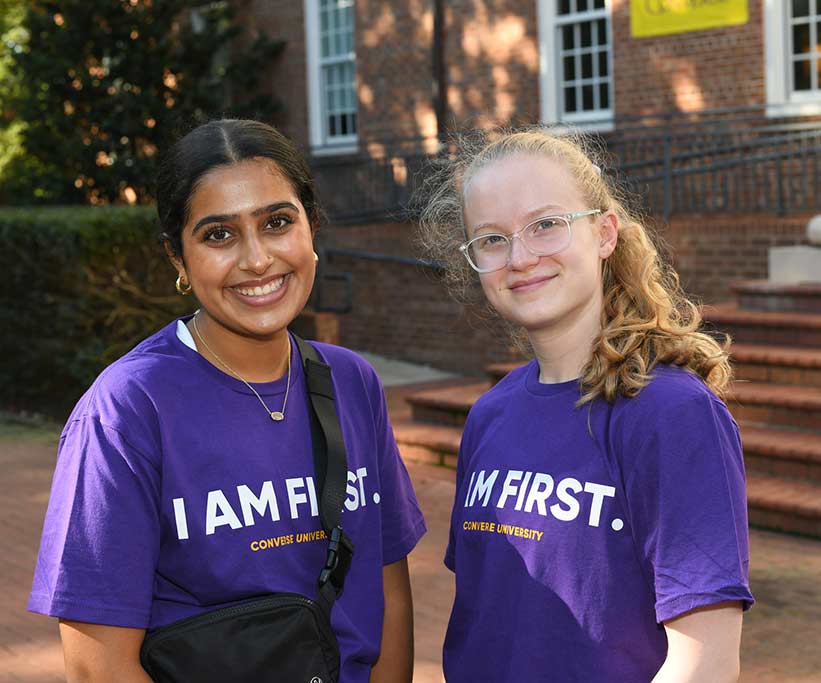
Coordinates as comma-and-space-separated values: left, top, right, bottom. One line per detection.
443, 0, 541, 129
612, 0, 766, 118
317, 220, 416, 256
238, 0, 781, 149
663, 213, 812, 302
316, 213, 813, 372
325, 251, 521, 372
236, 0, 310, 148
354, 1, 437, 148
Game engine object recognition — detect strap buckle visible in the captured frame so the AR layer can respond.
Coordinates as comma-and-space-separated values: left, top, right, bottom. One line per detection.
318, 526, 354, 594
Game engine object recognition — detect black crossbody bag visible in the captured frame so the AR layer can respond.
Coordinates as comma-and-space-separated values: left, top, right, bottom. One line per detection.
139, 335, 355, 683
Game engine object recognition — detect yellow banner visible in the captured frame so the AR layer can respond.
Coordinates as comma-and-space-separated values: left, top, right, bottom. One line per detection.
631, 0, 749, 38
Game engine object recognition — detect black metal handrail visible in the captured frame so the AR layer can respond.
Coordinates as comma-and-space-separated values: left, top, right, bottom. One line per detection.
309, 108, 821, 224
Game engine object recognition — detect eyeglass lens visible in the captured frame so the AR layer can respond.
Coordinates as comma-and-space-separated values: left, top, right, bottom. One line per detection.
467, 216, 571, 272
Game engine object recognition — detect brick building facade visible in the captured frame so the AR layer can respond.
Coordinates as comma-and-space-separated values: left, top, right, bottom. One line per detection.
236, 0, 820, 370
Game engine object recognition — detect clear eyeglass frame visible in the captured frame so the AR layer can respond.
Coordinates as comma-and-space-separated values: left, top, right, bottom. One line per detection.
459, 209, 602, 274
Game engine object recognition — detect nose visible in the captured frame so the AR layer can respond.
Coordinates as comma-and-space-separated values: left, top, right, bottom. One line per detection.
239, 231, 273, 274
508, 233, 540, 270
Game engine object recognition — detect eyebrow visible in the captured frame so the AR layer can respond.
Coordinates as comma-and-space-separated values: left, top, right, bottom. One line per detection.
471, 204, 567, 233
191, 201, 300, 235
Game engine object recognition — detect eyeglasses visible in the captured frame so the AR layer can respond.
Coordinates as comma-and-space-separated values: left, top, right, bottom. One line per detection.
459, 210, 602, 274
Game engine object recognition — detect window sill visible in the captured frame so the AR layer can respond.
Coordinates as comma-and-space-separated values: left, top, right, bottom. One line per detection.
309, 143, 359, 157
766, 99, 821, 118
545, 118, 615, 135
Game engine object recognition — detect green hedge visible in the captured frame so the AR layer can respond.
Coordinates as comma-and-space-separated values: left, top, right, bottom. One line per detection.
0, 206, 195, 419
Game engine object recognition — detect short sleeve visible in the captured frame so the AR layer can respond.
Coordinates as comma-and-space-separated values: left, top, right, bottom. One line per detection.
29, 417, 161, 628
367, 377, 426, 566
444, 418, 473, 572
623, 391, 754, 623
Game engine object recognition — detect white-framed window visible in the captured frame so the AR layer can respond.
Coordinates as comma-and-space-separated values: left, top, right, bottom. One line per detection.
305, 0, 358, 153
764, 0, 821, 116
538, 0, 613, 129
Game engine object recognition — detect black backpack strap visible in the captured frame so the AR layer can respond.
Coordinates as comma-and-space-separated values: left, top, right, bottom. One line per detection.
291, 333, 354, 613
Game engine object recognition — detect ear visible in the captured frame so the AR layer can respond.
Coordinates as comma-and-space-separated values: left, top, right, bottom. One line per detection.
163, 239, 187, 278
597, 211, 618, 259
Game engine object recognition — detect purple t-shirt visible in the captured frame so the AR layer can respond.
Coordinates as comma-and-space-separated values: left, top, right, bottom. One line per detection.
443, 362, 753, 682
29, 319, 426, 682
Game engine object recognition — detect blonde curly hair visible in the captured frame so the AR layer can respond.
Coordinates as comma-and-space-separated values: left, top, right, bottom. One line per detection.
417, 127, 732, 404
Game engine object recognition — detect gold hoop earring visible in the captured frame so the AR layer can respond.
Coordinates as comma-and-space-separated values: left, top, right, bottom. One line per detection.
313, 251, 319, 263
175, 274, 192, 295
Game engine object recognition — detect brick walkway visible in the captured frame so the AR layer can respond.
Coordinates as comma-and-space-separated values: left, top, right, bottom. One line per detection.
2, 408, 821, 682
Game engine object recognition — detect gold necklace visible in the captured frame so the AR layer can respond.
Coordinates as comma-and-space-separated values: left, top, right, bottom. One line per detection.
191, 314, 291, 422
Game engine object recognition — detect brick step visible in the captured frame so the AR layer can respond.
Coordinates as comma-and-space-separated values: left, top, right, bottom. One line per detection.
730, 344, 821, 387
407, 379, 821, 432
731, 280, 821, 314
741, 425, 821, 482
729, 381, 821, 433
703, 303, 821, 347
746, 473, 821, 538
393, 419, 461, 468
406, 382, 489, 427
488, 345, 821, 387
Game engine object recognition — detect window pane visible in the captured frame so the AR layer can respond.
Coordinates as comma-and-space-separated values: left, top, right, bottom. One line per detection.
329, 114, 337, 137
582, 52, 593, 79
793, 23, 810, 53
564, 55, 575, 81
559, 0, 571, 14
594, 0, 605, 7
598, 50, 609, 77
577, 0, 588, 10
350, 112, 357, 134
794, 58, 812, 89
340, 115, 349, 136
582, 84, 594, 110
792, 0, 810, 17
581, 22, 592, 48
597, 19, 607, 45
564, 86, 577, 113
562, 24, 574, 50
599, 83, 609, 109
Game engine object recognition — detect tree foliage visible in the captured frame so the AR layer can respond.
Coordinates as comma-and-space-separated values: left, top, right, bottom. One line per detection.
0, 0, 26, 180
1, 1, 284, 205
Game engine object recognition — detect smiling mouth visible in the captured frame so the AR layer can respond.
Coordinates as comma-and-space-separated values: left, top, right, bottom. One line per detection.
232, 274, 288, 297
510, 275, 556, 291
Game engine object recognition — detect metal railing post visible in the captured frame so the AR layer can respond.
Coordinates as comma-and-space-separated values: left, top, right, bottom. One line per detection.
663, 134, 673, 222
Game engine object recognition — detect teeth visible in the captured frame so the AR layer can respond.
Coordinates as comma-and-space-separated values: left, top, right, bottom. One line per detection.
235, 275, 286, 297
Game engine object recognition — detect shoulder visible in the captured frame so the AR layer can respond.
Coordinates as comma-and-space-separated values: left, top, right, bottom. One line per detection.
305, 341, 383, 395
69, 321, 185, 426
617, 364, 725, 416
612, 364, 738, 453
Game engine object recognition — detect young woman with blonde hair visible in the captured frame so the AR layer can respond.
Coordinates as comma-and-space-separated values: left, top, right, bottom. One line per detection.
420, 128, 753, 682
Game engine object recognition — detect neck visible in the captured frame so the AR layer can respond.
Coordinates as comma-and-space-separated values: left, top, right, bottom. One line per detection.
527, 295, 603, 384
189, 312, 291, 384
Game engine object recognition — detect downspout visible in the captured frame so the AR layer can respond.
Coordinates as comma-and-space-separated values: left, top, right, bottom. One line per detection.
433, 0, 448, 146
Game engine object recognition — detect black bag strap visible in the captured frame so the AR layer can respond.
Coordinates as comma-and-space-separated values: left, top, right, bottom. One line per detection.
291, 333, 354, 614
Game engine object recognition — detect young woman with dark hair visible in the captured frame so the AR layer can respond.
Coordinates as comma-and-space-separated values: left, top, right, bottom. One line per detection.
30, 119, 425, 683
